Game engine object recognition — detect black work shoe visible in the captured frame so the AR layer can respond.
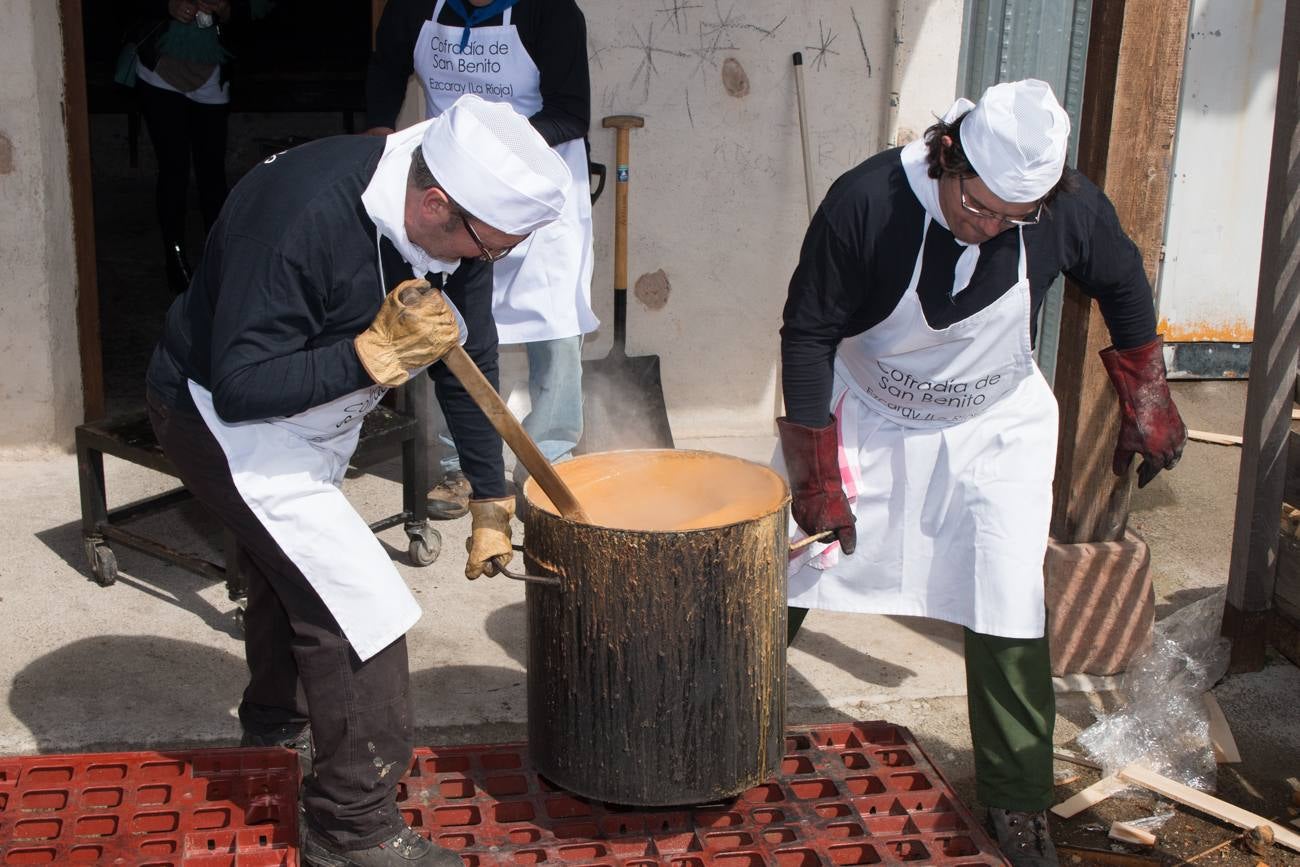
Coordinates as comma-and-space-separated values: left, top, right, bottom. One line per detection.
241, 722, 314, 779
986, 808, 1059, 866
302, 823, 462, 866
427, 471, 471, 520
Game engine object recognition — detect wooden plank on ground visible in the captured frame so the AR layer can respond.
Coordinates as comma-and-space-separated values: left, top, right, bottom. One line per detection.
1054, 769, 1081, 786
1060, 847, 1164, 867
1117, 764, 1300, 853
1051, 774, 1127, 819
1054, 747, 1103, 770
1204, 693, 1241, 763
1109, 821, 1157, 846
1188, 430, 1244, 446
1057, 846, 1162, 866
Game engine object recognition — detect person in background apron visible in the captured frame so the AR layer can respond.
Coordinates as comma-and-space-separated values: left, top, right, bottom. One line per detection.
776, 80, 1186, 867
145, 95, 570, 867
365, 0, 597, 518
116, 0, 271, 293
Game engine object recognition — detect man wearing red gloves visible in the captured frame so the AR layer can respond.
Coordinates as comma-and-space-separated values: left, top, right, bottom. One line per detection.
776, 79, 1185, 866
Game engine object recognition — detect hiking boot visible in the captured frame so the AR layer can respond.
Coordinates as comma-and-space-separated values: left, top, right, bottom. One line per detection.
241, 722, 314, 780
302, 823, 462, 866
986, 808, 1059, 867
427, 471, 471, 520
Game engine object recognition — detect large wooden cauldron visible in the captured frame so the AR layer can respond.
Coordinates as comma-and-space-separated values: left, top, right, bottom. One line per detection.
519, 449, 789, 806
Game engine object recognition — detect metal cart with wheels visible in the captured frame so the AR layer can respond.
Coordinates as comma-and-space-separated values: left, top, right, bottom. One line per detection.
74, 381, 438, 602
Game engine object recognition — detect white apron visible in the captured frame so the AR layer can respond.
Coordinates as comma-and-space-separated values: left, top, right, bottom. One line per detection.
414, 0, 597, 344
189, 379, 421, 662
782, 148, 1059, 639
185, 126, 475, 661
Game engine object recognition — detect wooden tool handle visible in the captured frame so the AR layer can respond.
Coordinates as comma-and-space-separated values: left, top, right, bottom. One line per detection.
440, 344, 592, 524
789, 530, 833, 553
601, 115, 643, 354
601, 114, 645, 130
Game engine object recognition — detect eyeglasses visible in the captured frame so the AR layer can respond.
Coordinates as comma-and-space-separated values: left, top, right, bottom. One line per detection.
958, 177, 1042, 227
459, 212, 519, 262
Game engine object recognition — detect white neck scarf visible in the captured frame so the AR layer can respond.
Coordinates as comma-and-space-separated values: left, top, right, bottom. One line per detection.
900, 97, 982, 298
361, 120, 461, 280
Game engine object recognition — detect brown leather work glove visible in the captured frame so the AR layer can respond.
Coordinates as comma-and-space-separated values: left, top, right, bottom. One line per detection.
777, 416, 856, 554
354, 278, 459, 387
465, 497, 514, 579
1100, 336, 1188, 488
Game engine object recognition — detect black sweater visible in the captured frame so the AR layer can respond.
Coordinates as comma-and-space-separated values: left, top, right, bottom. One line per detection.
781, 148, 1158, 426
365, 0, 590, 147
146, 135, 507, 497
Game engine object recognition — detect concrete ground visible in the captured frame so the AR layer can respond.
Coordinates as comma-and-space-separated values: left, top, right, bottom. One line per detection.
1, 379, 1298, 863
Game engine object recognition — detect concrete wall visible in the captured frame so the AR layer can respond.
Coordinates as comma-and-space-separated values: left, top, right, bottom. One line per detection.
564, 0, 965, 438
0, 0, 82, 453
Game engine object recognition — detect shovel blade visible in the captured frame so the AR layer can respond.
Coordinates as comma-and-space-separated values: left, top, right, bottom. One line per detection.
578, 354, 674, 453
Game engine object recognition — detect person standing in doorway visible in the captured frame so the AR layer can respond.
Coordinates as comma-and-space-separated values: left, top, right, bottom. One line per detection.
118, 0, 270, 293
776, 80, 1186, 866
365, 0, 597, 517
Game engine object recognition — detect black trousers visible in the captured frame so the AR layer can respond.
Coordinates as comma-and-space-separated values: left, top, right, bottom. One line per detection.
147, 390, 412, 848
136, 80, 229, 248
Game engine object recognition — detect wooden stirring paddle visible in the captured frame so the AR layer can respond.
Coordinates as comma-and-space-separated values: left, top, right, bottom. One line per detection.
396, 280, 592, 523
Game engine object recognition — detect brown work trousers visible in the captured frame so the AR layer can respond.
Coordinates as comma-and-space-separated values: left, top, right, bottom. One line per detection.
147, 389, 412, 849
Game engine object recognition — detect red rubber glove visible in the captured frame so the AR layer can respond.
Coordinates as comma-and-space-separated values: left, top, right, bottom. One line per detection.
777, 416, 856, 554
1100, 336, 1187, 488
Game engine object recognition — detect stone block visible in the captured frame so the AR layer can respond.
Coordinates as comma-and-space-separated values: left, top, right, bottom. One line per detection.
1045, 530, 1154, 676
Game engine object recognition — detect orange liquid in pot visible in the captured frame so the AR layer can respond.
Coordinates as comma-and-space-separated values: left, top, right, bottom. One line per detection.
523, 450, 789, 531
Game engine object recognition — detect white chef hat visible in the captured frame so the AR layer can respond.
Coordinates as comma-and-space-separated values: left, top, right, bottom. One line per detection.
421, 94, 571, 235
961, 79, 1070, 203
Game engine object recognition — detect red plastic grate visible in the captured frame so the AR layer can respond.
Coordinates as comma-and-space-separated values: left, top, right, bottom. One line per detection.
395, 721, 1008, 866
0, 722, 1005, 865
0, 747, 299, 866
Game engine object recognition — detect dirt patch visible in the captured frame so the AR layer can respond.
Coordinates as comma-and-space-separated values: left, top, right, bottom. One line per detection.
721, 57, 750, 98
633, 268, 671, 310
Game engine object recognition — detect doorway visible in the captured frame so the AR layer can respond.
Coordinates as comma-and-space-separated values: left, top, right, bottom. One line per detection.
76, 0, 376, 417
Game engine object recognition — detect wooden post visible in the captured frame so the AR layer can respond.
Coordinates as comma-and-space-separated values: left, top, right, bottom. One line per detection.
59, 0, 105, 422
372, 0, 388, 48
1050, 0, 1188, 543
1221, 0, 1300, 673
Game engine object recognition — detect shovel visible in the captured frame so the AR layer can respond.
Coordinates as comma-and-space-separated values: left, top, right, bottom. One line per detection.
576, 115, 675, 454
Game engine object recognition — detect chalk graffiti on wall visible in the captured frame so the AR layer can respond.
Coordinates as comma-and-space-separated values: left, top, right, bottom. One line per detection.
700, 1, 785, 42
589, 0, 794, 105
805, 20, 840, 71
657, 0, 703, 34
849, 7, 873, 76
628, 22, 686, 100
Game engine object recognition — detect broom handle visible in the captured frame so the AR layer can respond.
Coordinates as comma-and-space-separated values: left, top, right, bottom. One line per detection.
793, 52, 817, 221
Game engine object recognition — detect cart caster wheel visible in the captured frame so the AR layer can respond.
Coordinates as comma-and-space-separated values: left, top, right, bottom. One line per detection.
407, 525, 441, 566
233, 605, 246, 635
85, 539, 118, 586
